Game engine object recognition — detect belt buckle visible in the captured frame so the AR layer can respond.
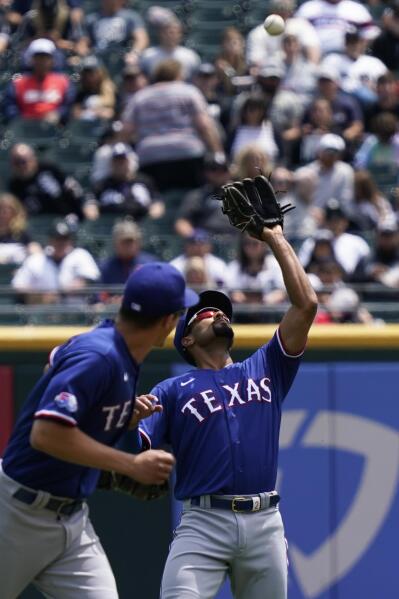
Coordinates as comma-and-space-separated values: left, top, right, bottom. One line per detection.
232, 497, 247, 512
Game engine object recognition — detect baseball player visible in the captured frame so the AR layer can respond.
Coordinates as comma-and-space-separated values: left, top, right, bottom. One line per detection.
134, 178, 318, 598
0, 262, 198, 599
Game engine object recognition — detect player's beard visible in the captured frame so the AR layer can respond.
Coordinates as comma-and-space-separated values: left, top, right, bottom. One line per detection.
212, 320, 234, 351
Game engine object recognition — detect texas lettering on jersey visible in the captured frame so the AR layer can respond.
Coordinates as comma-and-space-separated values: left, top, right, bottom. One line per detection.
179, 377, 272, 423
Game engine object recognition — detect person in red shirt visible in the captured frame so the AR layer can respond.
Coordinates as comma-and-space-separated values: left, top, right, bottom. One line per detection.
3, 38, 75, 123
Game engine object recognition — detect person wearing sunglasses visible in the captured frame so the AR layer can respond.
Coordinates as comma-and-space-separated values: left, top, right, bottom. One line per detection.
134, 216, 318, 598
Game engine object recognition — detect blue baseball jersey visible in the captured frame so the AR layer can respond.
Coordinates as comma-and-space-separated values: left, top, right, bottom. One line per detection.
2, 320, 139, 499
138, 330, 303, 500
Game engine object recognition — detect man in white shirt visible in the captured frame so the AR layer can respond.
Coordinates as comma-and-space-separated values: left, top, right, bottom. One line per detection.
12, 220, 100, 303
295, 133, 354, 209
246, 0, 321, 68
298, 199, 370, 275
140, 16, 200, 81
170, 229, 228, 289
321, 28, 387, 101
295, 0, 379, 56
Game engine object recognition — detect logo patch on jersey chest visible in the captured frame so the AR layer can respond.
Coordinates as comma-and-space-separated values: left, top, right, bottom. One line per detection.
54, 391, 78, 413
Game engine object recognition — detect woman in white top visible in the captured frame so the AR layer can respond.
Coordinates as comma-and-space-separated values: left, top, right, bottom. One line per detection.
226, 234, 285, 306
229, 93, 279, 161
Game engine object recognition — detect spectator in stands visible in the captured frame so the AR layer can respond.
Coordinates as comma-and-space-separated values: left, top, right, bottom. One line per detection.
246, 0, 321, 68
353, 220, 399, 288
321, 28, 387, 106
12, 218, 100, 303
20, 0, 88, 58
175, 154, 233, 238
296, 134, 354, 209
354, 112, 399, 199
140, 14, 200, 81
231, 145, 271, 180
171, 229, 227, 288
215, 27, 248, 97
9, 143, 85, 218
295, 0, 379, 56
0, 193, 37, 264
115, 64, 148, 118
72, 56, 115, 121
364, 72, 399, 132
347, 170, 395, 232
226, 233, 286, 307
122, 59, 224, 191
299, 98, 336, 164
280, 28, 317, 103
228, 94, 278, 162
83, 0, 148, 61
3, 38, 75, 123
91, 142, 163, 220
307, 67, 364, 145
252, 61, 305, 162
100, 218, 156, 286
326, 287, 375, 323
273, 167, 319, 242
193, 63, 223, 125
0, 9, 11, 55
90, 121, 133, 186
8, 0, 83, 29
299, 198, 370, 276
183, 256, 215, 290
302, 229, 337, 273
371, 0, 399, 71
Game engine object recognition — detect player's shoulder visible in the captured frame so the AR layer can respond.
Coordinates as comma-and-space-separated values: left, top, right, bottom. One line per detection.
56, 321, 119, 365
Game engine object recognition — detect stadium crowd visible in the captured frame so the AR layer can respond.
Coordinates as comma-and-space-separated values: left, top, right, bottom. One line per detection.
0, 0, 398, 324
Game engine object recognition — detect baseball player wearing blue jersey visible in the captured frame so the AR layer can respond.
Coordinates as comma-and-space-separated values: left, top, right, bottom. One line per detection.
135, 225, 318, 599
0, 262, 198, 599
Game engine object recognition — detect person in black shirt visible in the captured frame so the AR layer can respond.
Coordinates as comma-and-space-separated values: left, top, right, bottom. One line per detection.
175, 154, 234, 238
371, 1, 399, 72
92, 143, 162, 220
8, 143, 84, 218
364, 72, 399, 132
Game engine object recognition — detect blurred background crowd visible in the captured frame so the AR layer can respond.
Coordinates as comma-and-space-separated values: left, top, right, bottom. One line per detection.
0, 0, 398, 325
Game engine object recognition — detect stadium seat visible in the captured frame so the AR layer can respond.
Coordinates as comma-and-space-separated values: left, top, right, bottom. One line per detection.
4, 119, 62, 152
62, 119, 108, 144
0, 263, 17, 286
190, 2, 241, 21
52, 141, 96, 188
27, 215, 57, 244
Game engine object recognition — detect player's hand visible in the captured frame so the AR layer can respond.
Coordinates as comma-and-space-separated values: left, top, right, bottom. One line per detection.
129, 394, 162, 429
127, 450, 175, 485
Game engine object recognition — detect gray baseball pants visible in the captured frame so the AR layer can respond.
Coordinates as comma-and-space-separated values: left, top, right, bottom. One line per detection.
0, 464, 118, 599
161, 503, 287, 599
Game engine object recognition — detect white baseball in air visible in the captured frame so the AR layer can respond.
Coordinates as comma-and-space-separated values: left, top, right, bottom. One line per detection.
263, 14, 285, 36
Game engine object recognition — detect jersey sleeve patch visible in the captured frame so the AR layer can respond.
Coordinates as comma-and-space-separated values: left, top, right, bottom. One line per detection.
276, 328, 306, 358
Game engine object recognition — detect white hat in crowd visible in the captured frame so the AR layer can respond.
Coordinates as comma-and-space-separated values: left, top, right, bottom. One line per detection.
318, 134, 346, 153
27, 38, 56, 58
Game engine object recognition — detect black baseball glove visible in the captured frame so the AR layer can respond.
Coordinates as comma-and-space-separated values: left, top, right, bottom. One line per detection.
219, 175, 294, 239
97, 470, 169, 501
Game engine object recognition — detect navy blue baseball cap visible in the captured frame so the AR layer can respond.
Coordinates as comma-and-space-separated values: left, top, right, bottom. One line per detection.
174, 290, 233, 364
121, 262, 199, 316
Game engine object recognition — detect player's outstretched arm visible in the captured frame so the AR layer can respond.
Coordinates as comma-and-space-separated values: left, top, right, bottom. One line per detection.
30, 420, 175, 486
261, 225, 318, 355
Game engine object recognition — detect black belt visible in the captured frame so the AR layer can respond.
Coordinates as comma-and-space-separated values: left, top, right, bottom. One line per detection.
190, 493, 280, 513
13, 487, 84, 516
